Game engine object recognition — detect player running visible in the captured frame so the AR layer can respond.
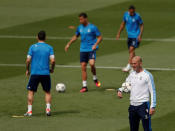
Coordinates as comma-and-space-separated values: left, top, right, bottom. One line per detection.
65, 13, 102, 93
117, 56, 156, 131
116, 5, 144, 72
25, 31, 55, 116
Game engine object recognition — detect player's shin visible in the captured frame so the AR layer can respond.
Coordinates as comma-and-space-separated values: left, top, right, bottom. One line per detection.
45, 92, 51, 116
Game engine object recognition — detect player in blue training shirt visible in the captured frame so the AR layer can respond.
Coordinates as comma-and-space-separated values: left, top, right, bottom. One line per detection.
65, 13, 102, 93
116, 5, 144, 72
25, 31, 55, 116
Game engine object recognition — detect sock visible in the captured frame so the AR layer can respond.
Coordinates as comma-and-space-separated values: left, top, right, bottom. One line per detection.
28, 105, 32, 112
93, 75, 97, 81
82, 80, 87, 88
46, 103, 51, 110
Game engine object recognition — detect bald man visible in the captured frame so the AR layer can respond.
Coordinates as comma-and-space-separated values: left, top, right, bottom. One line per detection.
117, 56, 156, 131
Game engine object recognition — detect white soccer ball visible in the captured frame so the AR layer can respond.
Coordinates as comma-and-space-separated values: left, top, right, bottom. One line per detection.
56, 83, 66, 93
122, 82, 131, 93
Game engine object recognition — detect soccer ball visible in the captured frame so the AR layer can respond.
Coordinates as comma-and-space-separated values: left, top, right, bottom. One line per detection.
121, 82, 131, 93
56, 83, 66, 93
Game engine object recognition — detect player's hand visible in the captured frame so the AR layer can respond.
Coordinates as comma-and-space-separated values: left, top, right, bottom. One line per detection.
138, 35, 142, 42
117, 91, 123, 98
50, 69, 54, 73
92, 45, 97, 50
65, 44, 70, 52
149, 108, 156, 116
26, 70, 30, 76
116, 34, 120, 40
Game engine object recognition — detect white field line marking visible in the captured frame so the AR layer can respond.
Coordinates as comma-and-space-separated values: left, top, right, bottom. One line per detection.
0, 63, 175, 71
0, 35, 175, 42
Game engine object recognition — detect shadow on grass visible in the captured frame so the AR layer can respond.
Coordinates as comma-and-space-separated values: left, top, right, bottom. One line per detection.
34, 110, 80, 117
86, 85, 117, 93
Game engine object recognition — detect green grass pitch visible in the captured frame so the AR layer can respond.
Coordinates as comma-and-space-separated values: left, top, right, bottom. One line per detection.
0, 0, 175, 130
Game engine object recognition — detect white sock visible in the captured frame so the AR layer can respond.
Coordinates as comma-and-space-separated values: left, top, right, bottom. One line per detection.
28, 105, 32, 112
93, 75, 97, 81
82, 80, 87, 87
46, 103, 51, 110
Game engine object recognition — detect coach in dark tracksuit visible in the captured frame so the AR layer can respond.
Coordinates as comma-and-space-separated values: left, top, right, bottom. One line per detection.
118, 56, 156, 131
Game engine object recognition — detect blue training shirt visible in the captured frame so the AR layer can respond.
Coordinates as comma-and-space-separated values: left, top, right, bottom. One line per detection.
75, 23, 101, 52
27, 42, 54, 75
123, 12, 143, 38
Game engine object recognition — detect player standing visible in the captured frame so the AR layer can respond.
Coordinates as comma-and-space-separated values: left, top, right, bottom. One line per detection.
116, 5, 144, 72
25, 31, 55, 116
65, 13, 102, 93
117, 56, 156, 131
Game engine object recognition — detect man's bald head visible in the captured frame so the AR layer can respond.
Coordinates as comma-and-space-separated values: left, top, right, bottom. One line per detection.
131, 56, 143, 72
132, 56, 142, 63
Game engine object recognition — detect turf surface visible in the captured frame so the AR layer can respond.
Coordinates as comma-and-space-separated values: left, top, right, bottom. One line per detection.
0, 0, 175, 130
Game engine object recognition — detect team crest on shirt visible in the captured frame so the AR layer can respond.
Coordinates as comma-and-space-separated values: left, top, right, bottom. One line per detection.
87, 29, 91, 33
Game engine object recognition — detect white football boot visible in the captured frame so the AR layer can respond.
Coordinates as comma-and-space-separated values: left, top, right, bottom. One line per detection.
24, 111, 32, 116
122, 64, 131, 72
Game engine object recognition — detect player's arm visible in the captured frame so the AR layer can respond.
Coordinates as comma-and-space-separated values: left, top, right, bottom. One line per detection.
50, 56, 55, 73
138, 23, 144, 42
137, 15, 144, 42
26, 46, 33, 76
116, 21, 126, 40
50, 47, 55, 73
65, 35, 79, 52
92, 26, 102, 50
26, 56, 31, 76
147, 74, 156, 116
92, 35, 102, 50
65, 26, 80, 52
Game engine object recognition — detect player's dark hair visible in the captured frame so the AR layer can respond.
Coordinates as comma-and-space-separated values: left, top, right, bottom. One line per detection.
38, 30, 46, 41
79, 13, 88, 18
129, 5, 135, 10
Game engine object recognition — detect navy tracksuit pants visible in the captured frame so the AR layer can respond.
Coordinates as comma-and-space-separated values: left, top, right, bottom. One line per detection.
129, 102, 152, 131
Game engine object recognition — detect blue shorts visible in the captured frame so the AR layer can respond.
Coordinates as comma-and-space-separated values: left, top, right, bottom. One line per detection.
80, 51, 96, 63
127, 38, 140, 48
27, 75, 51, 92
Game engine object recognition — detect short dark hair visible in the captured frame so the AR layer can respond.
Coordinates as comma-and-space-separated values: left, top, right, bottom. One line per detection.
79, 13, 88, 18
129, 5, 135, 10
38, 30, 46, 41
